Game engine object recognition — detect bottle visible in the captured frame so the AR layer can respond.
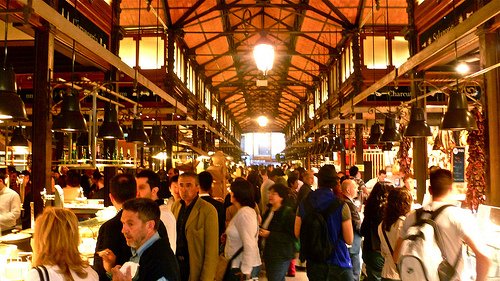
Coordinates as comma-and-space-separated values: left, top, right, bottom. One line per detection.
119, 147, 124, 161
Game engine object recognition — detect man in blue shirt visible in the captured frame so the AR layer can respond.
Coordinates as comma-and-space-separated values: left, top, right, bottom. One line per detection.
295, 164, 354, 281
100, 198, 180, 281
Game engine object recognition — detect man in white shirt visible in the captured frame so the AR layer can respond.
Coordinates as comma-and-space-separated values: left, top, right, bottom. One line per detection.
364, 169, 389, 192
136, 170, 177, 253
395, 168, 491, 281
259, 169, 275, 214
0, 172, 21, 233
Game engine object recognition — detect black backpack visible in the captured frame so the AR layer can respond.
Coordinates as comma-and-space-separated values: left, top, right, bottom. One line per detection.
299, 194, 343, 262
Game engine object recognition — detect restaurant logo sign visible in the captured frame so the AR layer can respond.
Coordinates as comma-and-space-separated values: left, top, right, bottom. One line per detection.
58, 1, 109, 49
419, 0, 475, 49
367, 86, 412, 102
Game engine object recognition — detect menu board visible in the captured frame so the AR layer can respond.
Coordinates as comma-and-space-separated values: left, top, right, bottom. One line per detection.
452, 147, 465, 182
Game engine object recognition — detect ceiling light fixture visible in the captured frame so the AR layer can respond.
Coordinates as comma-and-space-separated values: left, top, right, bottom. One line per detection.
97, 103, 124, 139
0, 0, 27, 121
253, 34, 274, 76
455, 62, 469, 75
257, 115, 268, 127
8, 125, 29, 148
404, 106, 432, 137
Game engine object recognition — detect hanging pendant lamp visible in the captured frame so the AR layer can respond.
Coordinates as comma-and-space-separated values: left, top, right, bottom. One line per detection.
404, 107, 432, 137
380, 115, 401, 142
367, 123, 382, 144
0, 0, 27, 121
97, 103, 124, 139
148, 125, 165, 148
52, 89, 88, 132
253, 34, 274, 75
128, 117, 149, 145
8, 126, 28, 147
440, 91, 478, 131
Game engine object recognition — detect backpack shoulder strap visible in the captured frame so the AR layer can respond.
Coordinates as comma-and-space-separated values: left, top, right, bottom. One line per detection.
322, 198, 343, 216
35, 265, 50, 281
430, 204, 453, 220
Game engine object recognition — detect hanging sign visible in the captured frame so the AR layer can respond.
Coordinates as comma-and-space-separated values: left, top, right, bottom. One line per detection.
419, 0, 475, 50
452, 147, 465, 182
58, 1, 110, 48
367, 86, 412, 102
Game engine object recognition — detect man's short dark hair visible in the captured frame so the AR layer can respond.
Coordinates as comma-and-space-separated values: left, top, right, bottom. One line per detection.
169, 168, 179, 175
170, 175, 179, 185
287, 175, 298, 188
429, 168, 453, 198
378, 169, 387, 175
110, 174, 137, 204
179, 171, 199, 185
349, 166, 359, 177
198, 171, 213, 192
122, 198, 160, 230
66, 170, 81, 187
136, 169, 160, 189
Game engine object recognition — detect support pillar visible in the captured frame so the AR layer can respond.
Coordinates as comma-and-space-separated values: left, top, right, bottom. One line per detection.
32, 26, 54, 216
407, 0, 428, 204
479, 29, 500, 207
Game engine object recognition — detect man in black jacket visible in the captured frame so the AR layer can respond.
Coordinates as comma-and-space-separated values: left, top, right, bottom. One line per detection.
103, 198, 180, 281
94, 174, 171, 280
93, 174, 137, 280
198, 171, 225, 241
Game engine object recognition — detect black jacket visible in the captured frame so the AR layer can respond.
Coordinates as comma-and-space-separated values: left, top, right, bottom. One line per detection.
262, 205, 297, 262
137, 236, 180, 281
93, 210, 170, 281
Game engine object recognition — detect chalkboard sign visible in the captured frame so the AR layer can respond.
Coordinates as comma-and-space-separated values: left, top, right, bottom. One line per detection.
452, 147, 465, 182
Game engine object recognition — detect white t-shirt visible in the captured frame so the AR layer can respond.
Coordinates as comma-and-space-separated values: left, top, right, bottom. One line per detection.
224, 206, 262, 275
159, 204, 177, 253
27, 265, 98, 281
401, 201, 480, 280
378, 217, 405, 279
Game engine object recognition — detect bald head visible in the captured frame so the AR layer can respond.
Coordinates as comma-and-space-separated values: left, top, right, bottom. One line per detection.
341, 179, 357, 199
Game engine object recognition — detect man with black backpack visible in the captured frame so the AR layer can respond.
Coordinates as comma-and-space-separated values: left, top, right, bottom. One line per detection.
294, 164, 354, 281
395, 168, 491, 281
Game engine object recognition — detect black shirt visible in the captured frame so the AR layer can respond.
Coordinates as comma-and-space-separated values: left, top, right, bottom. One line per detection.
176, 196, 198, 281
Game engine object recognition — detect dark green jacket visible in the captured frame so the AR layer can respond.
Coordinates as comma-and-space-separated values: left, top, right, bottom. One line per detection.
262, 205, 297, 261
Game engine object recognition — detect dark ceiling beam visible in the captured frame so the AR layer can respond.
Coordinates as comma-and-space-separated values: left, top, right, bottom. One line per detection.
320, 0, 352, 25
288, 49, 326, 68
207, 64, 235, 79
199, 50, 232, 67
355, 0, 367, 27
162, 0, 172, 27
289, 63, 316, 78
188, 33, 226, 52
299, 33, 337, 51
217, 0, 256, 118
180, 1, 238, 27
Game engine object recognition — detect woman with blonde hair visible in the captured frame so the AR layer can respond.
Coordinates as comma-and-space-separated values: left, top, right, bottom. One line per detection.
27, 207, 98, 281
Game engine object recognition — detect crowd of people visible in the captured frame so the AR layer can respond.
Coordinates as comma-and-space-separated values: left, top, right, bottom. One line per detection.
0, 162, 493, 281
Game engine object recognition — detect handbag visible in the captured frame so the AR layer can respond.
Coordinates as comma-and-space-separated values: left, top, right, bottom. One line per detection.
214, 247, 243, 281
34, 265, 50, 281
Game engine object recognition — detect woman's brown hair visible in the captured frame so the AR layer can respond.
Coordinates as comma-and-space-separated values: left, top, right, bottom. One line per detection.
382, 188, 412, 232
32, 207, 89, 280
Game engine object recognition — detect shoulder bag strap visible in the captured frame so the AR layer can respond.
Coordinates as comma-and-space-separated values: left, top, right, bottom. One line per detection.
381, 226, 398, 269
229, 247, 244, 261
35, 267, 45, 281
40, 265, 50, 281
